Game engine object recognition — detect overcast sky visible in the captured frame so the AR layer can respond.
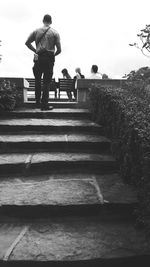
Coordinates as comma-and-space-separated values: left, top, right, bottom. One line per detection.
0, 0, 150, 79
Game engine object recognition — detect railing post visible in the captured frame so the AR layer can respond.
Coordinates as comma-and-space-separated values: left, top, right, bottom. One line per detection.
23, 78, 29, 103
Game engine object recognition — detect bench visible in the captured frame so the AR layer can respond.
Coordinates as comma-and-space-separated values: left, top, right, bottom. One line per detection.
25, 78, 76, 101
25, 78, 57, 102
58, 78, 76, 99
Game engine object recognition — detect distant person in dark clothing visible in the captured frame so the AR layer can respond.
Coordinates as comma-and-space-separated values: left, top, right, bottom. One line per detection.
61, 68, 73, 101
62, 68, 71, 79
25, 14, 61, 110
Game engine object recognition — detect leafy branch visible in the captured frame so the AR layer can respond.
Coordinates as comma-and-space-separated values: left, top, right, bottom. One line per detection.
129, 24, 150, 58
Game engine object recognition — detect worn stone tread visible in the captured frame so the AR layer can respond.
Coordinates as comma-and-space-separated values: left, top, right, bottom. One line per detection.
0, 179, 103, 206
0, 218, 149, 262
7, 108, 90, 113
32, 152, 115, 163
0, 154, 28, 165
0, 134, 110, 143
95, 173, 137, 204
7, 107, 90, 114
0, 118, 99, 127
0, 152, 116, 165
0, 173, 138, 206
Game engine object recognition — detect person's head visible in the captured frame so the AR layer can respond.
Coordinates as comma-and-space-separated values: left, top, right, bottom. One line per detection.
75, 67, 81, 74
62, 68, 68, 76
43, 14, 52, 26
102, 73, 108, 79
91, 65, 98, 74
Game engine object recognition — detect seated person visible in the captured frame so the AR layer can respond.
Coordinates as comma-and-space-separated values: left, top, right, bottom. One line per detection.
88, 65, 102, 79
102, 73, 109, 79
73, 67, 85, 100
61, 68, 73, 101
74, 67, 85, 79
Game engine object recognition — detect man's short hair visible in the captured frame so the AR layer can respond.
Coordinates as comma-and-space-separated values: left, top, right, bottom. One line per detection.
43, 14, 52, 24
92, 65, 98, 73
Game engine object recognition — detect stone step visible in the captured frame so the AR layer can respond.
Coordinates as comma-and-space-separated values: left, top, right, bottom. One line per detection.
0, 175, 137, 219
0, 134, 111, 153
0, 118, 103, 134
0, 173, 138, 210
0, 108, 91, 120
0, 178, 103, 217
0, 152, 118, 175
0, 218, 149, 265
23, 101, 88, 109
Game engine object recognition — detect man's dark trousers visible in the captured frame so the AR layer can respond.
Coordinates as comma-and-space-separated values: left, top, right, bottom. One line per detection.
33, 52, 55, 107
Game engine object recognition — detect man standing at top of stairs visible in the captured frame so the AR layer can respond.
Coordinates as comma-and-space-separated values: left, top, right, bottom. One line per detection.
25, 14, 61, 111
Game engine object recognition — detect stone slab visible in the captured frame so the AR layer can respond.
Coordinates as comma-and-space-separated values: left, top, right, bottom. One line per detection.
31, 152, 115, 163
1, 218, 149, 262
0, 173, 137, 206
0, 134, 67, 143
0, 173, 138, 209
0, 152, 115, 166
0, 118, 100, 127
0, 179, 103, 206
95, 173, 138, 204
0, 223, 25, 260
0, 154, 28, 165
9, 108, 90, 114
0, 134, 110, 144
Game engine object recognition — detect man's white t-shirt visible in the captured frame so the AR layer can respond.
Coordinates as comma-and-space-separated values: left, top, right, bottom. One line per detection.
88, 73, 102, 79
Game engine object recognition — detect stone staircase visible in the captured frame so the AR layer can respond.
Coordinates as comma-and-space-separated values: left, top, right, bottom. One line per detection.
0, 104, 150, 266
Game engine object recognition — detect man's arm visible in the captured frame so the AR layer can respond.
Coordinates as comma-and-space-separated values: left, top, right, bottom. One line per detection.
25, 31, 37, 53
25, 40, 36, 53
54, 33, 61, 56
55, 42, 61, 56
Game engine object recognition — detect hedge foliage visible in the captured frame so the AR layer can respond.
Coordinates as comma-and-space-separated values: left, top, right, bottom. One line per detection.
89, 68, 150, 230
0, 79, 22, 111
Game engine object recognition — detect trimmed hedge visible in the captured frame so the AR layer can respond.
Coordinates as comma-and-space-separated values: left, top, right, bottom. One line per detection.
89, 81, 150, 230
0, 79, 23, 111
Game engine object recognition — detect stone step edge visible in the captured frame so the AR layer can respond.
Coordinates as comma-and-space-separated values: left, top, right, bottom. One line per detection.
0, 125, 103, 134
0, 109, 90, 114
0, 113, 91, 120
0, 254, 150, 266
0, 160, 118, 174
0, 141, 111, 153
0, 202, 137, 220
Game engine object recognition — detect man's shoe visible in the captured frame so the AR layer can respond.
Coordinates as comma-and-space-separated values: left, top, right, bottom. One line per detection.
41, 105, 53, 111
35, 102, 41, 108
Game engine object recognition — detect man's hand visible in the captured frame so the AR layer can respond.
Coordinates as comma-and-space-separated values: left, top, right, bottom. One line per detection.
34, 53, 39, 61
